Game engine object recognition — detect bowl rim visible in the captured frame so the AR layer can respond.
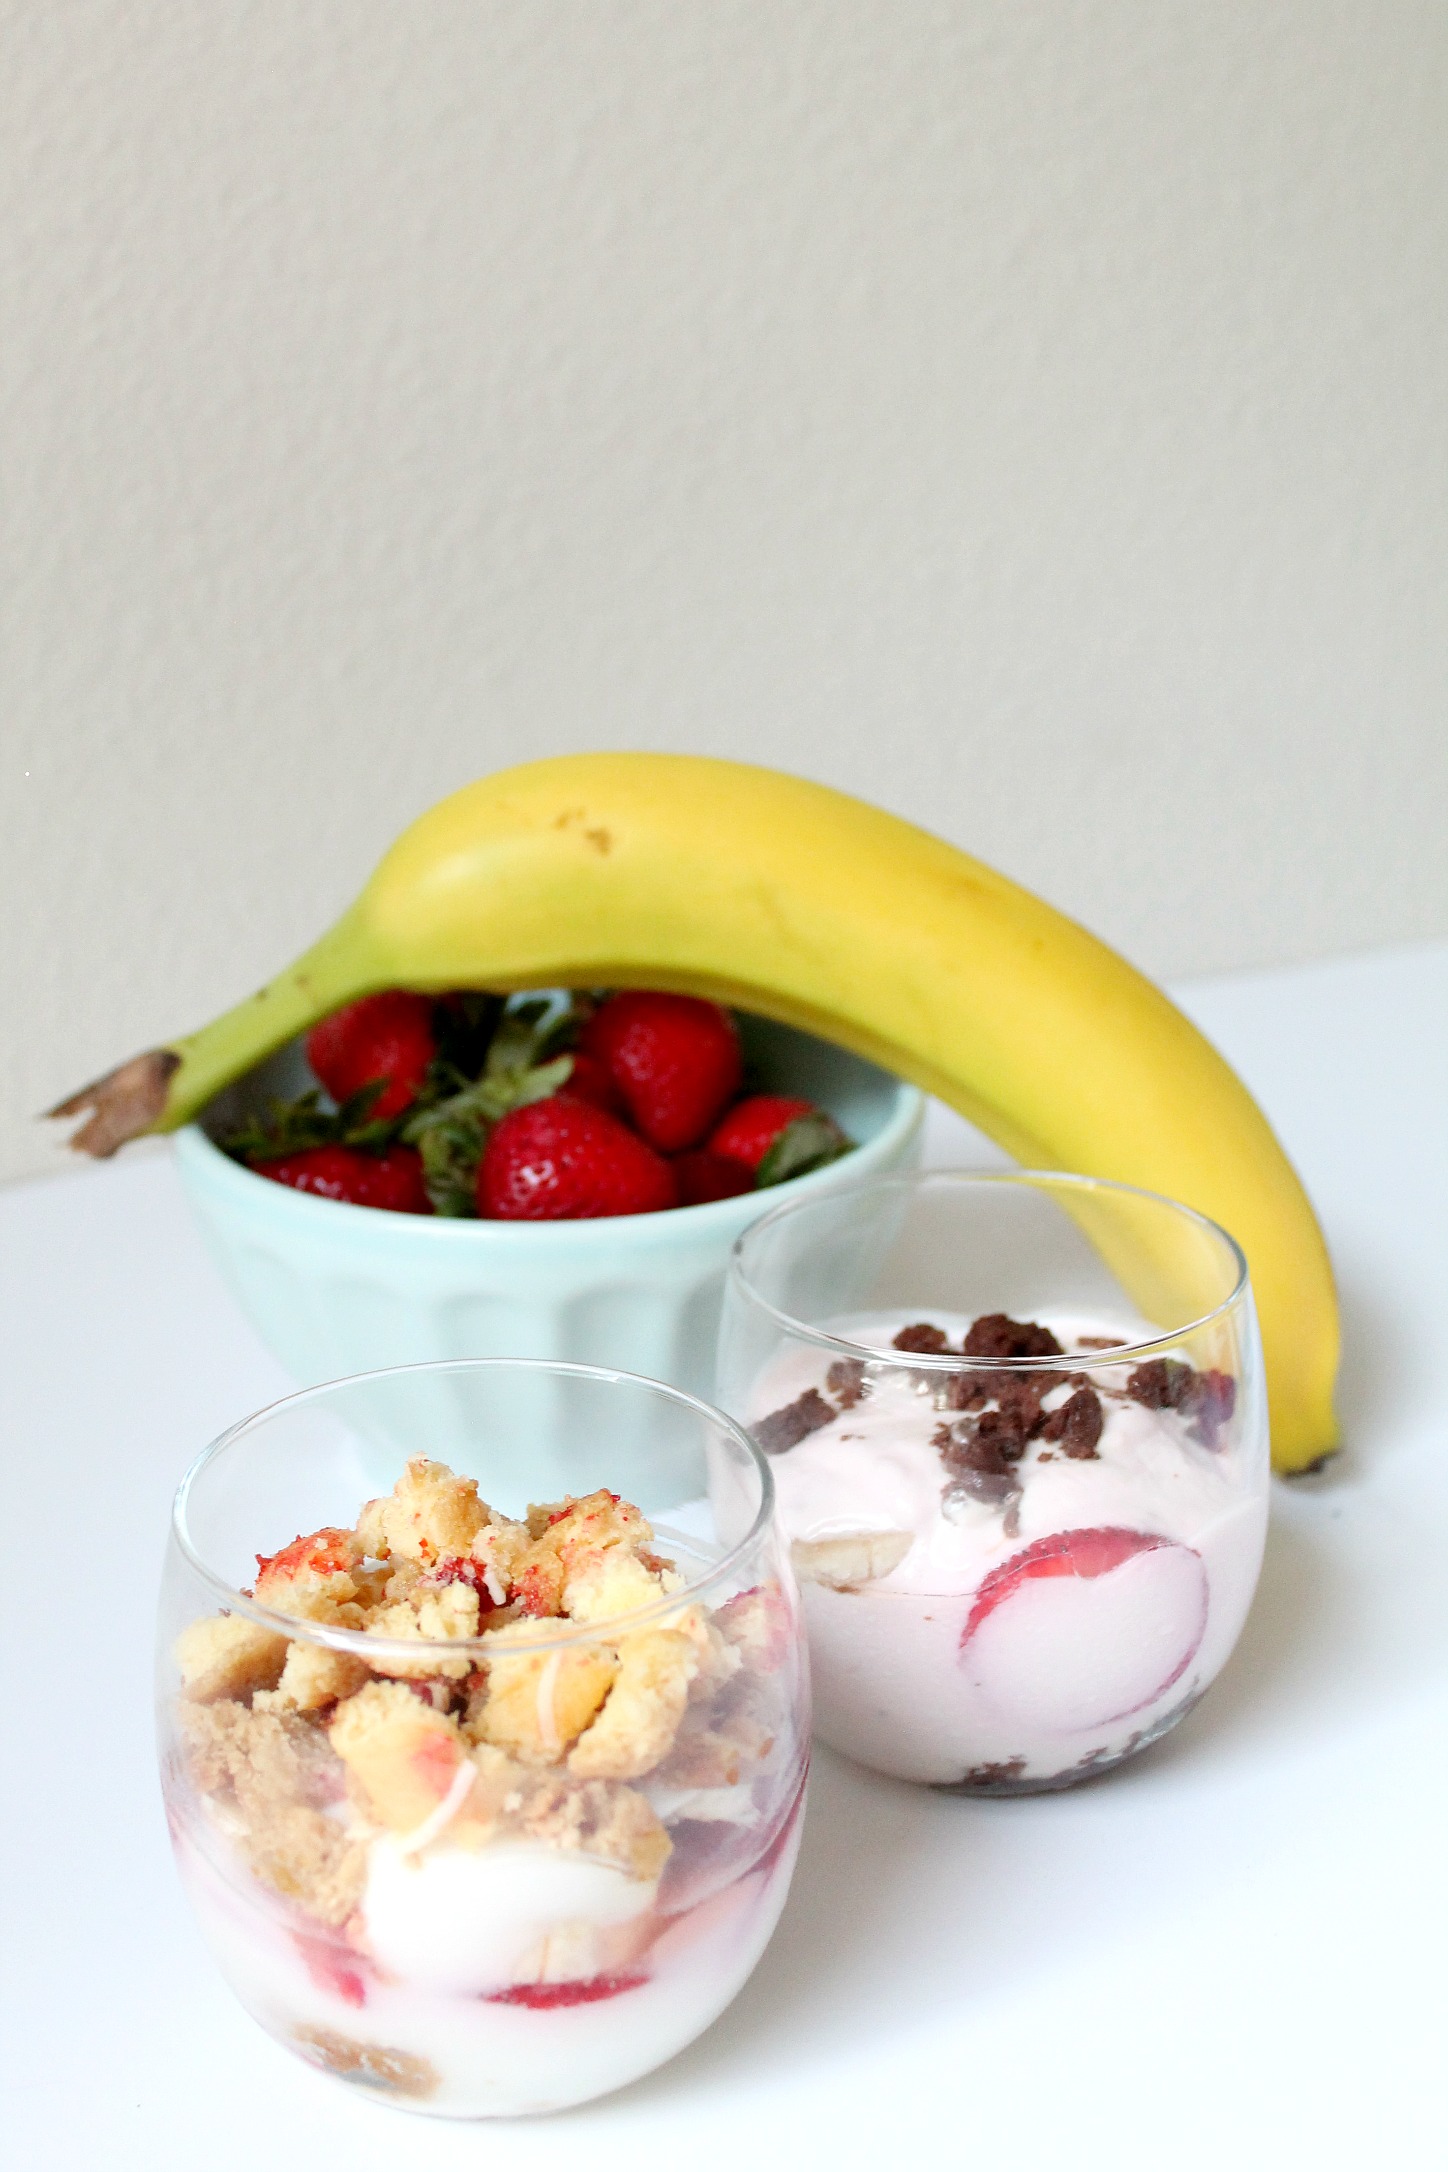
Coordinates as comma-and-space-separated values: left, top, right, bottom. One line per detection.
727, 1165, 1252, 1369
173, 1072, 926, 1239
171, 1354, 779, 1659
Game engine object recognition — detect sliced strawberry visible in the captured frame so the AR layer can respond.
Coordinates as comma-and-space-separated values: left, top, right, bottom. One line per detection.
306, 992, 437, 1121
487, 1971, 648, 2009
672, 1148, 755, 1205
292, 1928, 368, 2008
251, 1143, 432, 1213
478, 1098, 678, 1220
579, 992, 742, 1152
961, 1526, 1208, 1734
706, 1095, 815, 1172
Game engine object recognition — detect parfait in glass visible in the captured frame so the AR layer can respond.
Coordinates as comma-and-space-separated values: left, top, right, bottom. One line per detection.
717, 1170, 1268, 1791
158, 1359, 807, 2115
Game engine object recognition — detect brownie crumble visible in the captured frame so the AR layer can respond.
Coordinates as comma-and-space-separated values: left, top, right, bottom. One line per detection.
825, 1357, 869, 1409
1039, 1385, 1104, 1460
962, 1313, 1064, 1362
937, 1416, 1023, 1508
959, 1757, 1027, 1789
753, 1388, 837, 1455
892, 1322, 953, 1355
941, 1370, 990, 1412
1126, 1359, 1237, 1449
1126, 1358, 1195, 1410
1187, 1368, 1237, 1449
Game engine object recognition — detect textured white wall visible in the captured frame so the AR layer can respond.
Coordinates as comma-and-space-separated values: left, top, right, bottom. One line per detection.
4, 2, 1446, 1183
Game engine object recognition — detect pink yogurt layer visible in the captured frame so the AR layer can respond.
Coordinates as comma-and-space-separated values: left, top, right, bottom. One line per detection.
753, 1314, 1268, 1787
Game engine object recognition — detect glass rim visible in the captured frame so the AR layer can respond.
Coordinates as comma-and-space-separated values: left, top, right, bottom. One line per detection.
727, 1166, 1251, 1371
171, 1356, 777, 1659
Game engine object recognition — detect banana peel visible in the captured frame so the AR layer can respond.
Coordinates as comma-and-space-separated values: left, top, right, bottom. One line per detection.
50, 753, 1338, 1470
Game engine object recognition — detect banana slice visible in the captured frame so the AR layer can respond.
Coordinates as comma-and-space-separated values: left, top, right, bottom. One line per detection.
791, 1530, 913, 1592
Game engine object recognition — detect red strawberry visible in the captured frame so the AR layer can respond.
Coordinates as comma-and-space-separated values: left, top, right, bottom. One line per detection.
707, 1094, 816, 1173
292, 1929, 368, 2008
306, 992, 437, 1120
579, 993, 742, 1152
478, 1098, 678, 1220
556, 1049, 625, 1115
672, 1148, 756, 1206
960, 1526, 1209, 1733
488, 1971, 647, 2009
252, 1143, 432, 1213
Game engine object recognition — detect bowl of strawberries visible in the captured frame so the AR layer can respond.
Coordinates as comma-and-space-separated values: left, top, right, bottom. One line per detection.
173, 987, 923, 1399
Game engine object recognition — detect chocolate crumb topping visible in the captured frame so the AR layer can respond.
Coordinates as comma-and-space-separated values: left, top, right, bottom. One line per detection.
1127, 1358, 1195, 1410
753, 1388, 836, 1455
1126, 1359, 1237, 1449
941, 1370, 991, 1412
1039, 1385, 1104, 1459
963, 1313, 1064, 1362
1188, 1368, 1237, 1449
1078, 1334, 1127, 1350
892, 1322, 952, 1355
937, 1417, 1014, 1476
826, 1358, 869, 1409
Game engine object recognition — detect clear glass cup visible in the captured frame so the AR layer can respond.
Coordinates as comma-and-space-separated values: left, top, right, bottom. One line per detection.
157, 1359, 809, 2117
716, 1170, 1268, 1793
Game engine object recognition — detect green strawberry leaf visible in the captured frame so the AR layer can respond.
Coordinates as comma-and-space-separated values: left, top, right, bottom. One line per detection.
402, 1040, 575, 1215
219, 1080, 391, 1164
755, 1110, 854, 1189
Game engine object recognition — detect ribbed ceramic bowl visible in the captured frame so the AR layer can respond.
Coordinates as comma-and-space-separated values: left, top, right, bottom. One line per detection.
174, 1016, 924, 1400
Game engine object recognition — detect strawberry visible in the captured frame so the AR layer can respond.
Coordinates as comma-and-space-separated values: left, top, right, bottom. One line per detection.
556, 1049, 625, 1115
478, 1098, 678, 1220
306, 992, 437, 1121
252, 1143, 432, 1213
707, 1095, 816, 1172
960, 1526, 1209, 1733
579, 992, 742, 1152
488, 1971, 647, 2009
291, 1928, 368, 2008
672, 1148, 755, 1205
709, 1094, 853, 1187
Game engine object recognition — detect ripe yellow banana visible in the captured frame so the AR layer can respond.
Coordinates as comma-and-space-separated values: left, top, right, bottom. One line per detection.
53, 753, 1338, 1470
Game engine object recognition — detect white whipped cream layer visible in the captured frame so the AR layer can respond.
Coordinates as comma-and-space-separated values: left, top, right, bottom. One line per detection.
361, 1838, 657, 1996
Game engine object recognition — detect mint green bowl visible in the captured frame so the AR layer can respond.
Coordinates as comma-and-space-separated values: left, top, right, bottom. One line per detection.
173, 1017, 924, 1400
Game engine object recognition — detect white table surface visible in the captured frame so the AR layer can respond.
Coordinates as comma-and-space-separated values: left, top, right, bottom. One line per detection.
5, 942, 1447, 2169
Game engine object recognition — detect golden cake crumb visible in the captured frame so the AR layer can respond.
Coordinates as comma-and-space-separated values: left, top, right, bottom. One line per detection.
293, 2026, 439, 2098
569, 1627, 701, 1780
329, 1679, 468, 1832
467, 1627, 618, 1764
254, 1527, 366, 1626
175, 1614, 289, 1703
357, 1457, 488, 1566
178, 1700, 364, 1924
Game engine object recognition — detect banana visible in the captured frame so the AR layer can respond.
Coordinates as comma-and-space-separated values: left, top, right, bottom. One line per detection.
51, 753, 1338, 1469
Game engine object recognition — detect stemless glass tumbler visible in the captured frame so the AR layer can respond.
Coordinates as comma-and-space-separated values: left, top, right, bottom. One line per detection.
158, 1360, 808, 2117
717, 1171, 1269, 1792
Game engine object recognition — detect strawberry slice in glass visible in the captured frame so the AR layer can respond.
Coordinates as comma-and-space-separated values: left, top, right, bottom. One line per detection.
960, 1527, 1208, 1735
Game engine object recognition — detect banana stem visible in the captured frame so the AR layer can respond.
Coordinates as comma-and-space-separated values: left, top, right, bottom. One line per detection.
49, 908, 381, 1155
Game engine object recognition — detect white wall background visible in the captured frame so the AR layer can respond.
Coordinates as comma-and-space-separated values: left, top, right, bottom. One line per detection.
4, 1, 1445, 1183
